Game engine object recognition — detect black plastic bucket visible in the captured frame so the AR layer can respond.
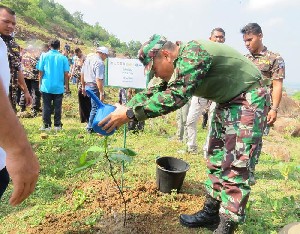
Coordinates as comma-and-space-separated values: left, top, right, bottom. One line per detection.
156, 156, 190, 193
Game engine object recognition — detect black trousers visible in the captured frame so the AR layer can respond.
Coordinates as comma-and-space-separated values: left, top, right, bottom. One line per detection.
19, 79, 41, 111
0, 167, 9, 199
78, 88, 91, 123
42, 92, 63, 127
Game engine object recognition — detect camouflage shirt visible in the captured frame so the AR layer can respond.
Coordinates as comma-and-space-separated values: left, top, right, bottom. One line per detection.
21, 52, 39, 80
72, 55, 86, 89
0, 35, 21, 88
128, 40, 261, 121
245, 46, 285, 88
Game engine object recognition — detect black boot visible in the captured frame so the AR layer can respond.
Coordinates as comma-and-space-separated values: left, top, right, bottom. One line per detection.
179, 195, 220, 228
213, 214, 236, 234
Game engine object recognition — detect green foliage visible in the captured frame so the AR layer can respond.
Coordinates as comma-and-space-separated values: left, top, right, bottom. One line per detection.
292, 91, 300, 100
75, 137, 137, 172
3, 0, 142, 56
73, 189, 87, 210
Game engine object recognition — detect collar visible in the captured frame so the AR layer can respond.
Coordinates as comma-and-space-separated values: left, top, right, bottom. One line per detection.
251, 46, 268, 57
173, 41, 183, 66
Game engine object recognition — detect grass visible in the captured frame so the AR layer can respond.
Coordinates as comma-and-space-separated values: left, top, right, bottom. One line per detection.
0, 85, 299, 233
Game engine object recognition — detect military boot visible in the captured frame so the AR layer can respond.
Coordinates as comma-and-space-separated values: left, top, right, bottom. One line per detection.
179, 195, 220, 228
213, 214, 237, 234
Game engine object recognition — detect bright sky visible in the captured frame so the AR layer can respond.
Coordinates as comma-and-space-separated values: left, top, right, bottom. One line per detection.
55, 0, 299, 86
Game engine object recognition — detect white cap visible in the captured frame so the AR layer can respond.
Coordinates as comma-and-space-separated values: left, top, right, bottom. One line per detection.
96, 46, 109, 55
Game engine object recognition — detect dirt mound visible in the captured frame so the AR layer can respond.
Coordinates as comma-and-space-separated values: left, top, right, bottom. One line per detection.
273, 117, 300, 137
27, 180, 207, 234
278, 95, 300, 118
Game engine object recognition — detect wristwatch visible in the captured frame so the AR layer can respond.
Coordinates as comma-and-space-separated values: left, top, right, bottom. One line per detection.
126, 108, 135, 119
271, 106, 279, 113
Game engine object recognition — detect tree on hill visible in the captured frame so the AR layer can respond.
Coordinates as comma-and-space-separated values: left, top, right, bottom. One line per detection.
1, 0, 141, 56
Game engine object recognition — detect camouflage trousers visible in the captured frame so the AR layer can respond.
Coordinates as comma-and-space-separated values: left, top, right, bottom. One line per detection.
204, 87, 269, 223
9, 85, 18, 112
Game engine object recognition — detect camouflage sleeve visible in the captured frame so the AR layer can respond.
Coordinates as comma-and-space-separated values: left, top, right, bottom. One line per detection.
126, 79, 168, 108
271, 54, 285, 80
127, 41, 212, 121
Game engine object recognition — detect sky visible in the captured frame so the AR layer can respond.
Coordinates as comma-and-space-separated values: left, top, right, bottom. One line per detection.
55, 0, 299, 87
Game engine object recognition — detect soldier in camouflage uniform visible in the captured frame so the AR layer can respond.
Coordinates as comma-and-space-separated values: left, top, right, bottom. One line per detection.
0, 5, 32, 112
241, 23, 285, 185
98, 34, 269, 233
20, 45, 41, 117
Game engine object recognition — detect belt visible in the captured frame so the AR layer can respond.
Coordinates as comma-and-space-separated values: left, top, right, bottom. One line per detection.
85, 82, 97, 87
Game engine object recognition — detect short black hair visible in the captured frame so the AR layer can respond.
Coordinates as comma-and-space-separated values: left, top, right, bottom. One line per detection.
240, 23, 262, 35
49, 39, 60, 50
211, 28, 225, 36
0, 5, 15, 15
74, 48, 81, 54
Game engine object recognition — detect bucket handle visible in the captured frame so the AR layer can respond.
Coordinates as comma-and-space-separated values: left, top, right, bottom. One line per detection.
86, 88, 104, 108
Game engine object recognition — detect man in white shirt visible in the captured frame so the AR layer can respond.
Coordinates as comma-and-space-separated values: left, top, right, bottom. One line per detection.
0, 34, 39, 205
81, 46, 108, 133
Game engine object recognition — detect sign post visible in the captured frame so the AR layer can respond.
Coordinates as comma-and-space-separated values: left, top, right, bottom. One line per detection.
105, 58, 147, 190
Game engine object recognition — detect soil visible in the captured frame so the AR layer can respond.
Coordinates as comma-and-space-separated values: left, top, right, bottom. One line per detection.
27, 180, 208, 234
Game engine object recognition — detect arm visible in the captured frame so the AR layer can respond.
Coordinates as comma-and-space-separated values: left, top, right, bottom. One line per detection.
267, 79, 283, 124
267, 55, 285, 125
97, 60, 105, 101
0, 80, 39, 206
80, 72, 86, 96
64, 57, 70, 93
64, 72, 70, 93
38, 71, 43, 90
96, 78, 104, 102
17, 70, 32, 106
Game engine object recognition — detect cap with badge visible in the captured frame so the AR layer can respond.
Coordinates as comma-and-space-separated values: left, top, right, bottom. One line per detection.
138, 34, 167, 81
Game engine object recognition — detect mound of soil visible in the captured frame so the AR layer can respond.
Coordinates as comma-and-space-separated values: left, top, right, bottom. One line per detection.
278, 95, 300, 118
27, 180, 208, 234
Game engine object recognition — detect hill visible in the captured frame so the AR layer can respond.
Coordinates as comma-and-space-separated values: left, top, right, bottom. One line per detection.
1, 0, 141, 56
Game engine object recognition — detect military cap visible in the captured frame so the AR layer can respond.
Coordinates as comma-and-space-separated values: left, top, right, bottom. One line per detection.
138, 34, 167, 81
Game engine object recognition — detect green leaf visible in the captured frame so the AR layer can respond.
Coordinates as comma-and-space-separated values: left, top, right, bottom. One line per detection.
79, 151, 88, 166
86, 146, 105, 153
74, 157, 102, 173
109, 154, 133, 163
112, 148, 137, 156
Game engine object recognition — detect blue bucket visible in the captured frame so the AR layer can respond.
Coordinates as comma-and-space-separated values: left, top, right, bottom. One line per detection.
86, 89, 116, 136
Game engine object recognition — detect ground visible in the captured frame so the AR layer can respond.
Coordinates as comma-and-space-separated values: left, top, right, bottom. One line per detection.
0, 86, 299, 234
27, 180, 208, 234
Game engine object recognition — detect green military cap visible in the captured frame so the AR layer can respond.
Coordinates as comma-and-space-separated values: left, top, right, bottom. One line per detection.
138, 34, 167, 82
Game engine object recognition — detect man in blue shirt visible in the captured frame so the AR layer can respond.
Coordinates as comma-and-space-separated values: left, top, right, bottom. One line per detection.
37, 39, 70, 131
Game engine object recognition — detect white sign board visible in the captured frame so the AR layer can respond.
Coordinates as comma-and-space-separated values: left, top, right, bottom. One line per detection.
105, 58, 147, 89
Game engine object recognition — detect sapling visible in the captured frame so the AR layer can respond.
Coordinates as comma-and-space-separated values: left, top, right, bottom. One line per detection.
75, 136, 137, 226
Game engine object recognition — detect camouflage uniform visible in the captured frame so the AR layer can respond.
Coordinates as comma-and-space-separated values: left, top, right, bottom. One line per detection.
246, 47, 285, 175
245, 46, 285, 96
129, 35, 269, 223
20, 51, 41, 113
0, 35, 21, 111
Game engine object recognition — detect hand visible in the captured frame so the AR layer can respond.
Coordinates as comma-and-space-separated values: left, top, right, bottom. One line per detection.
6, 146, 40, 206
98, 104, 130, 133
65, 90, 71, 97
24, 92, 33, 106
82, 88, 86, 97
267, 109, 277, 125
100, 93, 104, 102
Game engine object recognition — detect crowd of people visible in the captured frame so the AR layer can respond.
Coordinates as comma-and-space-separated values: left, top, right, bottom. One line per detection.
0, 3, 286, 234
